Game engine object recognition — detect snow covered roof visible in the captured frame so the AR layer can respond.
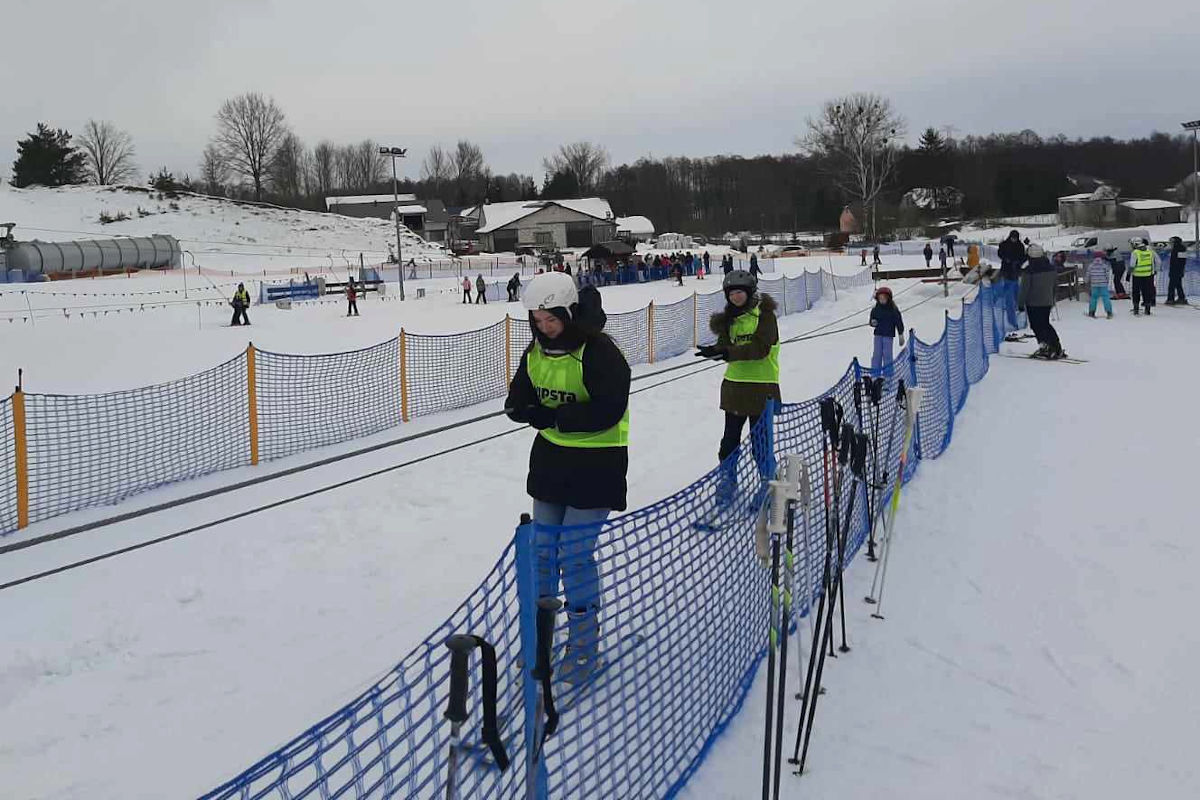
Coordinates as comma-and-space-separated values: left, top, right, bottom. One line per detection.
326, 194, 418, 207
476, 198, 614, 234
394, 204, 427, 215
1058, 193, 1096, 202
616, 215, 655, 236
1119, 199, 1182, 210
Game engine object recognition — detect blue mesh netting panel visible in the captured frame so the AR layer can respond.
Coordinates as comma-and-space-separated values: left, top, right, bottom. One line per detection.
946, 316, 968, 414
606, 309, 650, 366
202, 285, 1020, 799
964, 297, 990, 384
22, 356, 249, 526
0, 397, 15, 532
651, 297, 695, 361
407, 322, 508, 417
202, 546, 528, 800
695, 291, 725, 347
256, 340, 403, 462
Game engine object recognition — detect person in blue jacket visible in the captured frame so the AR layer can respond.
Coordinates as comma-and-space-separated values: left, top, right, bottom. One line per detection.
868, 286, 905, 375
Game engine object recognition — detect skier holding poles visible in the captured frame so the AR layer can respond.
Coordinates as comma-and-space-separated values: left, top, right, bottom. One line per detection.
505, 271, 630, 684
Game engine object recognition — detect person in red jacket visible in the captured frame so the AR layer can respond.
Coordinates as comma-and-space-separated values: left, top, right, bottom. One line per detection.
346, 280, 359, 316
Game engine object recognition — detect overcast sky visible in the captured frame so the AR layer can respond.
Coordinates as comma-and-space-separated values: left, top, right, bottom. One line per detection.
2, 0, 1195, 186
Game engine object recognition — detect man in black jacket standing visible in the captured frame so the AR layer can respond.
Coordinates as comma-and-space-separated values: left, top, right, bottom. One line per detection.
1166, 236, 1188, 305
997, 230, 1027, 329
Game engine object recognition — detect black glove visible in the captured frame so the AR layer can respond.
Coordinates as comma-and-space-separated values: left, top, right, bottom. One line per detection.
695, 344, 727, 360
504, 405, 527, 424
523, 404, 557, 430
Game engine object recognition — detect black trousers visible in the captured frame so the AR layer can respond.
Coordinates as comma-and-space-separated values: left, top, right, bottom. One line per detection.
462, 291, 471, 303
476, 291, 487, 304
1167, 268, 1186, 303
1111, 263, 1126, 295
231, 306, 249, 326
347, 300, 358, 316
1025, 306, 1059, 348
718, 411, 767, 466
1131, 275, 1155, 310
507, 289, 517, 302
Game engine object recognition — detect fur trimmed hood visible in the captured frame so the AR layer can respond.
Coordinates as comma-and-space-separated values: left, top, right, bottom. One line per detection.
709, 293, 777, 335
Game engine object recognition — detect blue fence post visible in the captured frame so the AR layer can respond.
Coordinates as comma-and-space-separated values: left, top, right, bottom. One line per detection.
514, 517, 547, 800
761, 397, 778, 480
908, 329, 922, 464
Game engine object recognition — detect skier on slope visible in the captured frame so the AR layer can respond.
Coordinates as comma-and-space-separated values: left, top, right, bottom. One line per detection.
695, 270, 780, 501
475, 273, 487, 304
345, 279, 359, 317
997, 230, 1027, 329
504, 271, 630, 684
1085, 249, 1114, 319
230, 283, 251, 326
1018, 244, 1066, 359
461, 276, 472, 304
1166, 236, 1188, 305
868, 286, 905, 376
923, 242, 933, 267
1128, 238, 1160, 316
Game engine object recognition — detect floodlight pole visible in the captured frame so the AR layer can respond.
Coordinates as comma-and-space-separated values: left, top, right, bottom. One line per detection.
1186, 122, 1200, 255
381, 146, 408, 300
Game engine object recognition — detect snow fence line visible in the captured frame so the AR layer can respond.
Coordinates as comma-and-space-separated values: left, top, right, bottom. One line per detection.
195, 283, 1021, 799
0, 266, 871, 536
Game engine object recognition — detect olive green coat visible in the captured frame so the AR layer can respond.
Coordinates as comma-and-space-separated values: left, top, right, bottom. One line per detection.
709, 294, 782, 417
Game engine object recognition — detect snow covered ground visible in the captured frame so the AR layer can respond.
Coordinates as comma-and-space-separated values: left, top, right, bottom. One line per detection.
685, 301, 1200, 799
0, 255, 966, 799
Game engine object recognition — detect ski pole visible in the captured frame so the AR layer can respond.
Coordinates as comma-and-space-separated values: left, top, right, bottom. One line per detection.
868, 387, 924, 619
772, 455, 805, 800
863, 375, 883, 562
526, 596, 561, 800
866, 379, 906, 604
761, 464, 783, 800
797, 433, 867, 775
444, 634, 478, 800
834, 422, 855, 654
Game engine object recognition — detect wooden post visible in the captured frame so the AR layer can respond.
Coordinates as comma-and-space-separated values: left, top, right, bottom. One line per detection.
246, 344, 259, 466
692, 292, 698, 348
12, 389, 29, 529
647, 302, 655, 363
505, 315, 512, 385
400, 328, 409, 422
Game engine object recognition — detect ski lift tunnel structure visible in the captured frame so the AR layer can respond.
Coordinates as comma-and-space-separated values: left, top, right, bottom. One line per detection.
0, 228, 182, 282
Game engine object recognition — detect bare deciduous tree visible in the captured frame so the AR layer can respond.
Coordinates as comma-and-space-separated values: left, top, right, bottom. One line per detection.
451, 140, 486, 203
271, 132, 307, 200
78, 120, 137, 185
211, 92, 289, 200
312, 140, 337, 196
797, 93, 906, 238
543, 141, 610, 195
200, 144, 227, 195
335, 140, 387, 191
421, 144, 452, 199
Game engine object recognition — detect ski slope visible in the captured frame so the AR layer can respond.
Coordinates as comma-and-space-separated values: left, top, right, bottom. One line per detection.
684, 302, 1200, 798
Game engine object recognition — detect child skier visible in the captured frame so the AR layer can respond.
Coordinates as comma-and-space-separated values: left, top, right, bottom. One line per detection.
346, 280, 359, 316
461, 276, 472, 304
868, 286, 905, 375
1018, 244, 1066, 359
1085, 249, 1113, 319
695, 270, 780, 499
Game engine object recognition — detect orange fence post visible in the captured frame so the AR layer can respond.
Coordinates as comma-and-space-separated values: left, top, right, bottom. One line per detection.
505, 315, 512, 385
648, 302, 655, 363
246, 344, 259, 466
400, 328, 409, 422
12, 389, 29, 529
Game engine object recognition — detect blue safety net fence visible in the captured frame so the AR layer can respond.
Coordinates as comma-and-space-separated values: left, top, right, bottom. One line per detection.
200, 282, 1019, 800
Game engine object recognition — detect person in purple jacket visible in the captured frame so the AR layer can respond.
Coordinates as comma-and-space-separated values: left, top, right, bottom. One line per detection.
1085, 249, 1113, 318
868, 286, 905, 375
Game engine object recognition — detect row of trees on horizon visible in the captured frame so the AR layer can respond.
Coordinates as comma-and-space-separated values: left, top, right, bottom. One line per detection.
9, 92, 1197, 237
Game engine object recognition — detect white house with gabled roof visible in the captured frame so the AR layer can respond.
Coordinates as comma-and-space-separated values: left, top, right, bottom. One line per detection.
471, 198, 617, 252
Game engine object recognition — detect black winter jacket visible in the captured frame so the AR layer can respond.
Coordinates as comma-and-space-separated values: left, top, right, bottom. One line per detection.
997, 237, 1026, 279
869, 302, 905, 338
505, 333, 631, 511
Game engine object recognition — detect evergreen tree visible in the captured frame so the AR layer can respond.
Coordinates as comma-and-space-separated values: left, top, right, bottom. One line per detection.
10, 123, 87, 187
917, 127, 948, 154
541, 170, 580, 200
149, 167, 179, 191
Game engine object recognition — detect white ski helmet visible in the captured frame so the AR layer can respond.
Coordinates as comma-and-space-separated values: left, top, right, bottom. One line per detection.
523, 271, 579, 315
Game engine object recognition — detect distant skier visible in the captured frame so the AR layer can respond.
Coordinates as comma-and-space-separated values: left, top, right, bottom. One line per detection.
695, 270, 780, 501
1166, 235, 1188, 305
505, 271, 630, 684
868, 286, 905, 376
723, 254, 733, 276
997, 230, 1027, 329
946, 236, 957, 258
939, 245, 948, 273
749, 251, 759, 275
703, 250, 711, 273
461, 276, 472, 304
506, 272, 522, 302
1128, 238, 1160, 316
923, 242, 933, 267
872, 244, 882, 266
230, 283, 251, 326
475, 274, 487, 304
346, 279, 359, 317
1018, 244, 1065, 359
1085, 249, 1113, 319
860, 249, 868, 267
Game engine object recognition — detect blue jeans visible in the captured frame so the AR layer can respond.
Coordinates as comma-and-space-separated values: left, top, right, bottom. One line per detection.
1089, 286, 1112, 315
532, 501, 609, 611
870, 334, 895, 376
999, 278, 1020, 330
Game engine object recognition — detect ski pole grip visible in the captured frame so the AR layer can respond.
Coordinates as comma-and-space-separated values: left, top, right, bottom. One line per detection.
818, 397, 838, 442
851, 433, 869, 479
838, 423, 853, 464
799, 457, 812, 505
444, 634, 479, 724
533, 597, 562, 681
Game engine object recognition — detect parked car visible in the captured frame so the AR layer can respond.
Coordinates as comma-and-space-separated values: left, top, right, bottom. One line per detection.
451, 240, 480, 256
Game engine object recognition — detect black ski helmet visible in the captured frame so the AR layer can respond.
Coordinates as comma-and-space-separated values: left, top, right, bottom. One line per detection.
723, 269, 757, 296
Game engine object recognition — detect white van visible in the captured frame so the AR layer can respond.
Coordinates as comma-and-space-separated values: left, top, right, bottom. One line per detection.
1070, 228, 1150, 254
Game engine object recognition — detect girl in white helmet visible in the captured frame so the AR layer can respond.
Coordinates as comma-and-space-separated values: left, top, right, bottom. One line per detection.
504, 271, 630, 682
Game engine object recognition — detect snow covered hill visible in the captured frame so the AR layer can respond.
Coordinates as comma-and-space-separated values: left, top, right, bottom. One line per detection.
0, 183, 442, 274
